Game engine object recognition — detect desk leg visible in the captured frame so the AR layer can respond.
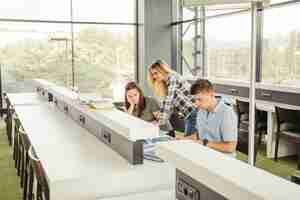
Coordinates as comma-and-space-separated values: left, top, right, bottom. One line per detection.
266, 111, 274, 158
297, 146, 300, 170
5, 110, 12, 146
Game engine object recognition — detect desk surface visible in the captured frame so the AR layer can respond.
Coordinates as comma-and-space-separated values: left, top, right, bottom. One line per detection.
100, 189, 175, 200
7, 93, 46, 106
157, 140, 300, 200
14, 104, 174, 200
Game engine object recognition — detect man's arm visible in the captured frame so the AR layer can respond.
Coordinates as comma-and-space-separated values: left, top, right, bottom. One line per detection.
207, 141, 237, 153
176, 133, 198, 140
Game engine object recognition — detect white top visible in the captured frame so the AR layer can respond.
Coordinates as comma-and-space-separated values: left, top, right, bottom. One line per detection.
157, 140, 300, 200
14, 104, 175, 200
7, 93, 46, 106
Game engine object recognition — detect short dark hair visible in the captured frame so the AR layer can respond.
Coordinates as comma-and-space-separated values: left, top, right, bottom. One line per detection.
190, 79, 214, 95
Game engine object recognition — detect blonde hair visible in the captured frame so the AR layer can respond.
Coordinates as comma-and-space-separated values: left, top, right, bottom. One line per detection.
147, 60, 175, 97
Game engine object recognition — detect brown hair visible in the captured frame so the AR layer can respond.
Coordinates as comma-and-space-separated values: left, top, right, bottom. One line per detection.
190, 79, 214, 95
125, 82, 146, 117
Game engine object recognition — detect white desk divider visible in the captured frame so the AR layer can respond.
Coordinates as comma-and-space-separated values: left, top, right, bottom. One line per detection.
33, 79, 56, 101
34, 79, 160, 165
157, 140, 300, 200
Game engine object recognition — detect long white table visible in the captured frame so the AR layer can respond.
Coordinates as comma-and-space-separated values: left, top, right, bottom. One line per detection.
100, 189, 175, 200
14, 103, 175, 200
7, 93, 47, 106
157, 140, 300, 200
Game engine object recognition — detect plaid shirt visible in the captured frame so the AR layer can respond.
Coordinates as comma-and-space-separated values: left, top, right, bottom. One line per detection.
159, 74, 196, 125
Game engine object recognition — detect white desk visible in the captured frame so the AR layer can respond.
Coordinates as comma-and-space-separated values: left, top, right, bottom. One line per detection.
7, 93, 47, 106
157, 140, 300, 200
6, 93, 47, 147
100, 189, 175, 200
14, 104, 175, 200
221, 94, 300, 158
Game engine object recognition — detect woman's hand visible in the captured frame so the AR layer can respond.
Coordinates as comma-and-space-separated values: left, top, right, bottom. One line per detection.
127, 102, 135, 114
153, 111, 160, 120
128, 98, 136, 106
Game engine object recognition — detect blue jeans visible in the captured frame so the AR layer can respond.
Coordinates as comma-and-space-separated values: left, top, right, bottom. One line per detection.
184, 109, 198, 136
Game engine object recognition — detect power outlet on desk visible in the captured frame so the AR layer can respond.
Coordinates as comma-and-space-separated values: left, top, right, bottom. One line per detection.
177, 178, 199, 200
54, 99, 58, 106
102, 130, 111, 144
64, 105, 69, 113
79, 114, 86, 125
48, 93, 53, 102
176, 169, 227, 200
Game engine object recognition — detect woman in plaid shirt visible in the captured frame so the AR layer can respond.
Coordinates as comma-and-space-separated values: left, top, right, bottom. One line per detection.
148, 60, 197, 136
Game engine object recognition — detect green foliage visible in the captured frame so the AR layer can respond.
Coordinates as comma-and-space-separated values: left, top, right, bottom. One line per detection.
0, 26, 135, 96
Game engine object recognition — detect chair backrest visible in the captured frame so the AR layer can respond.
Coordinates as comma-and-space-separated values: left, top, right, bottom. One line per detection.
28, 146, 43, 178
275, 107, 300, 132
236, 100, 249, 115
291, 175, 300, 185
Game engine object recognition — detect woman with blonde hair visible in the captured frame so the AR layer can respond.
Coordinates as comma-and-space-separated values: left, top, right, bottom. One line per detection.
148, 59, 197, 137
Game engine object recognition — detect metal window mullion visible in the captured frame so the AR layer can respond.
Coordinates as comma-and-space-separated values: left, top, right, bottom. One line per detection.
70, 0, 75, 88
200, 6, 206, 78
135, 0, 140, 83
256, 3, 264, 82
178, 0, 184, 74
172, 0, 180, 73
193, 7, 200, 74
249, 1, 260, 166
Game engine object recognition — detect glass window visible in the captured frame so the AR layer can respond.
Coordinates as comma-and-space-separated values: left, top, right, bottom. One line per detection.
72, 0, 136, 23
0, 0, 70, 21
182, 22, 195, 77
183, 7, 195, 20
262, 4, 300, 87
206, 3, 249, 16
73, 25, 136, 100
0, 22, 72, 93
206, 12, 251, 81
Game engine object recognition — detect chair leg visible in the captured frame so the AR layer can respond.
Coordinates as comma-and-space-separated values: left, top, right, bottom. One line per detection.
17, 146, 23, 176
36, 182, 42, 200
274, 133, 280, 162
23, 166, 29, 200
28, 166, 34, 200
20, 150, 26, 188
13, 131, 17, 161
5, 114, 12, 146
257, 130, 263, 148
15, 134, 19, 169
297, 148, 300, 170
